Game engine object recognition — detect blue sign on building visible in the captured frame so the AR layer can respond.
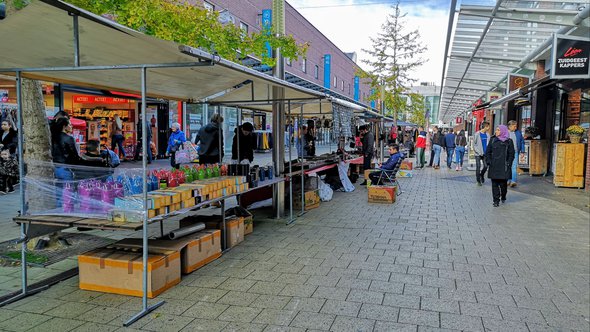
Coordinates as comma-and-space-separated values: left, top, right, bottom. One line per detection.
370, 89, 376, 108
354, 76, 360, 101
323, 54, 331, 89
262, 9, 272, 58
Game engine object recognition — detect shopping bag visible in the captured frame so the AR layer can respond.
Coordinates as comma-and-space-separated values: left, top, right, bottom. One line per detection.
180, 143, 199, 162
175, 149, 191, 164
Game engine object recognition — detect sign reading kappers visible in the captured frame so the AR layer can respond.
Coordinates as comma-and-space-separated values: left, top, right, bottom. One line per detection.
551, 35, 590, 79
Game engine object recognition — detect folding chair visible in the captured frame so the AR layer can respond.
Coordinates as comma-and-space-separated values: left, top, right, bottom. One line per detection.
374, 154, 405, 196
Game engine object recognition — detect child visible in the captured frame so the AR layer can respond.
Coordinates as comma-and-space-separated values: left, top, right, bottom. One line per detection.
0, 148, 18, 194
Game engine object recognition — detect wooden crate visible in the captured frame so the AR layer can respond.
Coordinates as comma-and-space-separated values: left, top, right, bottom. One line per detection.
529, 140, 548, 175
554, 143, 586, 188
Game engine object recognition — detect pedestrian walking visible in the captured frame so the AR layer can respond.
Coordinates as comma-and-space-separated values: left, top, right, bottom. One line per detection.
359, 125, 374, 185
415, 126, 426, 169
432, 127, 444, 169
454, 130, 467, 171
110, 114, 126, 160
0, 119, 18, 154
444, 130, 456, 169
507, 120, 525, 187
134, 115, 153, 163
195, 114, 224, 164
166, 122, 187, 169
473, 121, 490, 185
0, 148, 18, 194
486, 125, 515, 207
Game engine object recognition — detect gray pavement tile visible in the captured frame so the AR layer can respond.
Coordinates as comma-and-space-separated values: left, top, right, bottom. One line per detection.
440, 313, 484, 331
218, 278, 258, 292
76, 305, 126, 324
217, 305, 262, 323
498, 306, 545, 324
246, 261, 279, 272
182, 301, 230, 319
423, 276, 456, 289
423, 260, 453, 271
417, 327, 460, 332
87, 293, 130, 307
439, 289, 477, 302
10, 297, 67, 314
298, 265, 332, 276
222, 321, 267, 332
274, 273, 310, 285
328, 267, 361, 279
540, 311, 590, 331
374, 321, 418, 331
0, 312, 51, 331
278, 283, 318, 298
394, 256, 425, 267
474, 292, 516, 307
26, 317, 85, 332
59, 289, 103, 303
336, 277, 371, 290
383, 293, 421, 309
180, 318, 229, 331
139, 314, 194, 332
407, 266, 439, 277
289, 311, 335, 330
320, 299, 362, 317
523, 322, 561, 332
481, 318, 529, 332
552, 298, 590, 317
489, 283, 530, 297
330, 316, 375, 332
346, 289, 384, 304
262, 325, 305, 332
250, 295, 292, 310
377, 263, 409, 274
305, 275, 340, 288
358, 303, 399, 321
421, 298, 460, 314
272, 264, 305, 274
369, 280, 404, 294
312, 286, 351, 301
248, 281, 287, 296
459, 301, 502, 319
353, 261, 380, 271
253, 309, 298, 326
398, 308, 440, 328
456, 280, 492, 293
44, 301, 96, 319
453, 262, 485, 273
357, 269, 390, 282
284, 297, 326, 313
182, 287, 228, 303
403, 283, 439, 298
217, 291, 260, 306
389, 272, 422, 286
438, 269, 471, 281
246, 270, 283, 282
70, 322, 119, 332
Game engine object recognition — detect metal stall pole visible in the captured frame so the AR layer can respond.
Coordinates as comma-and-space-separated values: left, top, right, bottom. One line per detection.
299, 104, 305, 216
286, 100, 295, 225
218, 105, 227, 251
125, 67, 164, 327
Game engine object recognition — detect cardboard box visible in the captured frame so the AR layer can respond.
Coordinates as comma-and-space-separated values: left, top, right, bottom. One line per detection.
203, 216, 244, 249
181, 198, 195, 209
243, 215, 253, 235
112, 230, 222, 275
78, 248, 181, 298
293, 189, 320, 211
397, 170, 413, 178
368, 185, 397, 204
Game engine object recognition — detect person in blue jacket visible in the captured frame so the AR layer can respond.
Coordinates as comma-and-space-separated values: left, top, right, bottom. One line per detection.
166, 122, 187, 169
507, 120, 525, 187
444, 130, 456, 169
368, 144, 403, 186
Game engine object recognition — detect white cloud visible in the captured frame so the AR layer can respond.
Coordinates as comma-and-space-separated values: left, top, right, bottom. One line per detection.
288, 0, 448, 85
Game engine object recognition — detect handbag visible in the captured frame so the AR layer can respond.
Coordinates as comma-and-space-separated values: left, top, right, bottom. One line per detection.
176, 143, 199, 163
175, 149, 191, 164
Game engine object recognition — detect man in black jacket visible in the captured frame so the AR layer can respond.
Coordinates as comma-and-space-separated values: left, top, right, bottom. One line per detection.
359, 125, 374, 185
231, 122, 255, 163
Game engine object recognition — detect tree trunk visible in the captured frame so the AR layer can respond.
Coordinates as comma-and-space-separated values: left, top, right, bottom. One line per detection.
21, 78, 54, 213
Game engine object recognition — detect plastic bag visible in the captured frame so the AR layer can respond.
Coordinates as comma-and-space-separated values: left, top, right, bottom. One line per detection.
318, 178, 333, 202
338, 161, 355, 192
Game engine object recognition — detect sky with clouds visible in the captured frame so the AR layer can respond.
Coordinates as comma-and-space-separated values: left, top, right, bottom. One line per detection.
287, 0, 454, 86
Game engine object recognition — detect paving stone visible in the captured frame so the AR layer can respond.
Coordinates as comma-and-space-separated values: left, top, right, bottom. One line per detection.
421, 298, 460, 314
347, 289, 384, 304
439, 289, 477, 303
183, 301, 229, 319
189, 287, 229, 302
358, 303, 400, 321
474, 292, 516, 307
481, 318, 528, 332
289, 311, 335, 330
383, 293, 421, 309
552, 298, 590, 317
218, 278, 258, 292
440, 313, 484, 331
10, 298, 67, 314
284, 297, 326, 313
279, 284, 317, 297
403, 283, 439, 298
423, 276, 456, 289
262, 325, 305, 332
44, 301, 96, 319
274, 273, 310, 285
272, 264, 305, 274
376, 263, 409, 274
246, 270, 283, 282
180, 318, 229, 331
311, 286, 350, 301
459, 301, 502, 319
253, 309, 298, 326
498, 306, 545, 324
320, 299, 362, 317
417, 327, 460, 332
76, 305, 126, 324
336, 277, 371, 290
217, 291, 260, 306
222, 321, 266, 332
70, 322, 119, 332
389, 272, 422, 286
250, 295, 292, 310
248, 281, 287, 296
26, 317, 85, 332
305, 275, 340, 287
0, 312, 51, 331
139, 314, 194, 332
374, 321, 418, 331
407, 266, 439, 277
217, 306, 262, 323
398, 308, 440, 328
330, 316, 375, 332
540, 310, 590, 331
369, 280, 404, 294
298, 265, 332, 276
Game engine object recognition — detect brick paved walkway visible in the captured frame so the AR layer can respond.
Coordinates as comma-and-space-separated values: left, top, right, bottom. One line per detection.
0, 167, 588, 331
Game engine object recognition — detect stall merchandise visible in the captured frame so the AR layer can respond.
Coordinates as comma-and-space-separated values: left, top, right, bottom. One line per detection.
254, 130, 273, 151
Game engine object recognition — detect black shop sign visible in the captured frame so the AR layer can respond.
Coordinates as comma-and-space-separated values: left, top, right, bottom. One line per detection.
551, 35, 590, 79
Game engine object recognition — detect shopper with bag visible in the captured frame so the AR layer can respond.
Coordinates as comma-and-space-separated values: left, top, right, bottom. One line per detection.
486, 125, 515, 207
231, 122, 255, 164
166, 122, 187, 169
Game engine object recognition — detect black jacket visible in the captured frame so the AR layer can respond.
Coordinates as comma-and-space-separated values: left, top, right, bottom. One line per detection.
433, 131, 444, 146
485, 136, 515, 180
231, 126, 255, 162
1, 129, 18, 154
195, 122, 223, 157
361, 131, 374, 156
52, 132, 83, 165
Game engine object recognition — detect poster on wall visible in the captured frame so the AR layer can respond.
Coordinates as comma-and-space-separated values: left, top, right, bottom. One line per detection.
551, 34, 590, 79
507, 73, 530, 93
518, 140, 530, 168
145, 105, 158, 128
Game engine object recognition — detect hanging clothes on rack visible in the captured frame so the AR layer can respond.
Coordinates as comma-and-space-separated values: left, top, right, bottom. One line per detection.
253, 130, 273, 151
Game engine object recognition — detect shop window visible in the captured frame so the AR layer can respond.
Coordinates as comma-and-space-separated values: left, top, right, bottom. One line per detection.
301, 58, 307, 73
334, 76, 337, 88
286, 58, 292, 67
314, 65, 319, 79
341, 80, 344, 91
203, 1, 214, 11
239, 21, 248, 34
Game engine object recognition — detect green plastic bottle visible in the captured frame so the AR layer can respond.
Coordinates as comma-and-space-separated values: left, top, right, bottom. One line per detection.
197, 167, 205, 180
205, 166, 213, 179
213, 164, 220, 177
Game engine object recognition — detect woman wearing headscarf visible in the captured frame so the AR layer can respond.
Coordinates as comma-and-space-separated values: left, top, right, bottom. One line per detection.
485, 125, 515, 207
166, 122, 186, 169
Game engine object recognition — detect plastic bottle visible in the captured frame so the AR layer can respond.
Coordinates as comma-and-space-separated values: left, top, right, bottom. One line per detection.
197, 166, 205, 180
220, 164, 228, 176
213, 164, 220, 177
205, 165, 213, 179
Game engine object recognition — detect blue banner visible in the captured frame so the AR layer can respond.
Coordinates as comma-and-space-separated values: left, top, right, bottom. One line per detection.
354, 76, 359, 101
262, 9, 272, 58
323, 54, 331, 89
370, 89, 375, 108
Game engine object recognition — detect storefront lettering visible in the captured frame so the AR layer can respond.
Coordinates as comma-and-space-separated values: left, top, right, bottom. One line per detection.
73, 95, 130, 104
